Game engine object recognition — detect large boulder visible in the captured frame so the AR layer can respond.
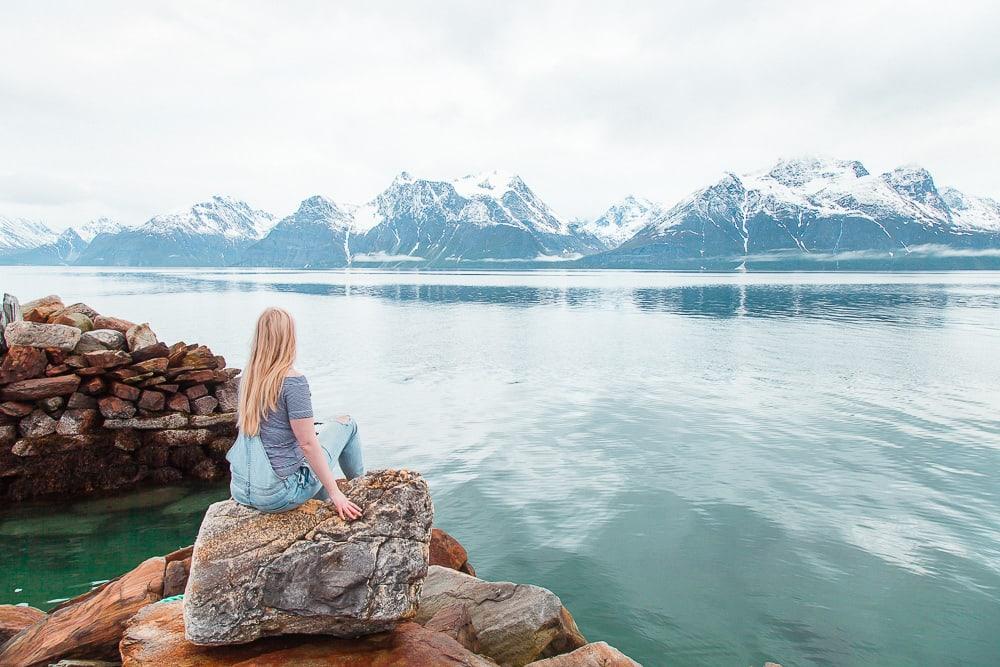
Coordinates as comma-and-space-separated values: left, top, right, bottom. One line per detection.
0, 604, 46, 643
0, 556, 165, 667
3, 321, 82, 351
415, 566, 587, 667
183, 469, 433, 646
525, 642, 641, 666
121, 601, 496, 666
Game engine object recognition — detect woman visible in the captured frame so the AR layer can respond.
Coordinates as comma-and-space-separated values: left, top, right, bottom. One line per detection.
227, 307, 364, 520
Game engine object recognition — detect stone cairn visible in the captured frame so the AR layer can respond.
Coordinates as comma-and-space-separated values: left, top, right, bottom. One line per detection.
0, 294, 239, 501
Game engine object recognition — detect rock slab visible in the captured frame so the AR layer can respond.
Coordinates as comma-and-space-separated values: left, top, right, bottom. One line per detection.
0, 604, 46, 643
183, 469, 433, 645
122, 601, 496, 666
415, 566, 587, 667
526, 642, 642, 666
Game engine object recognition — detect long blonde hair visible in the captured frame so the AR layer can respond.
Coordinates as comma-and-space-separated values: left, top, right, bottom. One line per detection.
238, 307, 297, 435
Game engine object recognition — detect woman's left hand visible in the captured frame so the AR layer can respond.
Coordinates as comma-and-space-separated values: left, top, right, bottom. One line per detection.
330, 490, 363, 521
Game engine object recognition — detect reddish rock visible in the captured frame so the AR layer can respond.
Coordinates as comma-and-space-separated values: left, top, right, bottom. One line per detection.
1, 375, 80, 401
166, 342, 188, 368
119, 602, 495, 667
0, 604, 46, 644
121, 372, 154, 385
158, 383, 180, 393
66, 392, 98, 409
80, 376, 105, 395
63, 354, 87, 368
18, 410, 57, 437
56, 408, 99, 435
190, 395, 218, 415
140, 375, 168, 388
526, 642, 641, 666
138, 390, 166, 411
173, 369, 214, 384
162, 559, 190, 598
0, 556, 164, 666
92, 315, 136, 333
130, 341, 169, 363
43, 363, 72, 376
0, 401, 33, 418
0, 346, 48, 384
214, 378, 238, 412
184, 384, 208, 400
21, 294, 64, 323
430, 528, 477, 576
213, 354, 226, 369
82, 349, 132, 368
177, 346, 217, 370
167, 394, 190, 413
110, 381, 142, 401
131, 357, 169, 374
51, 301, 100, 321
106, 367, 139, 380
424, 603, 481, 654
76, 366, 106, 376
126, 323, 158, 352
51, 311, 94, 332
99, 396, 137, 419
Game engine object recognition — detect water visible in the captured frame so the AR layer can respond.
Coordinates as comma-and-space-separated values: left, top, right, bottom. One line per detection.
2, 268, 999, 666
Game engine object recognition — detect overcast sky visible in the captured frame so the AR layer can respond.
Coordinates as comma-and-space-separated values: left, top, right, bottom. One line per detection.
1, 1, 998, 229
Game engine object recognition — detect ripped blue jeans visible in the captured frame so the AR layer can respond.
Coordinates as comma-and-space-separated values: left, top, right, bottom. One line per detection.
228, 417, 365, 513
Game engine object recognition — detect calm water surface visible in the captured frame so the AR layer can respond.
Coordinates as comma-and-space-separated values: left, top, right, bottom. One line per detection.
2, 268, 999, 667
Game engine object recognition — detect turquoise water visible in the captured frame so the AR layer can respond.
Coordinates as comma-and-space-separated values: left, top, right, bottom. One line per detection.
1, 268, 999, 666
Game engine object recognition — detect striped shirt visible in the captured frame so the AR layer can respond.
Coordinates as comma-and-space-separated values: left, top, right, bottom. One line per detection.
255, 375, 314, 478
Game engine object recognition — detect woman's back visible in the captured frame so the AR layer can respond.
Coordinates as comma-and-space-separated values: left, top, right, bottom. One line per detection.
255, 374, 314, 478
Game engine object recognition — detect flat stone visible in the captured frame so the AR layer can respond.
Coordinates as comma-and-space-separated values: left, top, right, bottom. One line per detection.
184, 469, 433, 645
130, 341, 169, 363
103, 413, 189, 430
131, 357, 169, 374
110, 381, 141, 401
0, 604, 46, 644
44, 363, 72, 376
126, 323, 158, 352
0, 374, 81, 400
173, 369, 214, 384
525, 642, 642, 666
415, 566, 587, 667
167, 394, 190, 413
4, 321, 82, 351
92, 315, 135, 333
189, 412, 236, 428
122, 602, 495, 666
99, 396, 137, 419
0, 346, 48, 384
19, 409, 57, 437
56, 408, 100, 435
82, 349, 132, 368
0, 400, 34, 417
184, 383, 208, 399
190, 395, 217, 415
146, 428, 213, 447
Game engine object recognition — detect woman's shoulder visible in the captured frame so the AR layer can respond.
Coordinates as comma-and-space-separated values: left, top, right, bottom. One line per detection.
283, 369, 307, 381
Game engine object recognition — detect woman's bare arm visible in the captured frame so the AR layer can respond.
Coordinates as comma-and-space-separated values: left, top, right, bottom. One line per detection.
290, 417, 362, 520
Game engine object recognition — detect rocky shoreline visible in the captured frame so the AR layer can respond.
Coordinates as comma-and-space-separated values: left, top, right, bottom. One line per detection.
0, 294, 240, 501
0, 470, 643, 666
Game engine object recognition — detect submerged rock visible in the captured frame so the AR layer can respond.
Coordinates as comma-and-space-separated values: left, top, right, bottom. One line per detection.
122, 601, 496, 666
415, 566, 587, 667
183, 469, 433, 645
0, 556, 164, 667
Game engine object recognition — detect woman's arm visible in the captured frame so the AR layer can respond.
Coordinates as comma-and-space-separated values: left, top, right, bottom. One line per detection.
290, 417, 362, 520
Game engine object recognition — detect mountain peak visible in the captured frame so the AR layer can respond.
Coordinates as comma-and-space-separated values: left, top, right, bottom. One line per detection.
764, 156, 869, 187
451, 170, 524, 200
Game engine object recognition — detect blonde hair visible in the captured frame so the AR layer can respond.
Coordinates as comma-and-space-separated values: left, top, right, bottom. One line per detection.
238, 307, 297, 435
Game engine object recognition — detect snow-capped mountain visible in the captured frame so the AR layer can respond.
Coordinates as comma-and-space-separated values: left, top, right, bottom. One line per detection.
349, 170, 602, 263
0, 216, 58, 256
78, 196, 275, 266
72, 217, 130, 243
572, 196, 663, 249
241, 195, 354, 267
599, 156, 1000, 267
940, 187, 1000, 232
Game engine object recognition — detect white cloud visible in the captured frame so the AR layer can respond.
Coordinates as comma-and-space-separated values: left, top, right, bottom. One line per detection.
0, 0, 997, 229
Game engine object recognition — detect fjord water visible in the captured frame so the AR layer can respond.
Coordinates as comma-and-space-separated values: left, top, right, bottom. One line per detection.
2, 269, 1000, 666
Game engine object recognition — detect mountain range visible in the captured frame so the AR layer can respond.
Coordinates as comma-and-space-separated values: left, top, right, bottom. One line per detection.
2, 158, 999, 270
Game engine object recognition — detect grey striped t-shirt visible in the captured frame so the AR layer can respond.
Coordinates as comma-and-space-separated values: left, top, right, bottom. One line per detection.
255, 375, 314, 478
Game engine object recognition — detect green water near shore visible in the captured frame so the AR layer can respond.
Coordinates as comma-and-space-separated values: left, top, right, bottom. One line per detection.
2, 268, 1000, 666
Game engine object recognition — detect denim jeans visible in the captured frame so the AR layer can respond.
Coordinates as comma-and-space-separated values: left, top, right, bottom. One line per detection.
228, 417, 365, 513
